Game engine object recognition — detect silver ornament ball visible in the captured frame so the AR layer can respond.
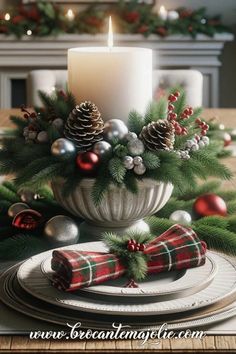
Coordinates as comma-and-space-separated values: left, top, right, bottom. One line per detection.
134, 163, 146, 175
123, 155, 134, 170
169, 210, 192, 225
127, 139, 145, 156
125, 132, 138, 142
44, 215, 79, 246
133, 156, 143, 165
51, 138, 76, 159
52, 118, 64, 130
20, 190, 37, 203
103, 119, 128, 142
92, 141, 112, 158
37, 131, 49, 143
8, 202, 29, 218
185, 140, 194, 149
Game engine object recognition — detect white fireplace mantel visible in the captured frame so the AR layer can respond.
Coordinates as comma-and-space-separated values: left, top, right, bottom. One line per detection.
0, 33, 233, 108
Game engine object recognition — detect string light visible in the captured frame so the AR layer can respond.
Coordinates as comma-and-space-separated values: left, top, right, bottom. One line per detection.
66, 9, 75, 21
27, 29, 32, 36
4, 13, 11, 21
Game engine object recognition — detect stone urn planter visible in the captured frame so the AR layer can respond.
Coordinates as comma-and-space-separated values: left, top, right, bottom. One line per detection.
52, 179, 173, 240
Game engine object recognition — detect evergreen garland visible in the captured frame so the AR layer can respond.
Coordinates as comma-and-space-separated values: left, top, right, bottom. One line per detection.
0, 1, 231, 39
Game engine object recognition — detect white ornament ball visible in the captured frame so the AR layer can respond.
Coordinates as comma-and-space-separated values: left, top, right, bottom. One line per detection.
185, 140, 194, 149
92, 141, 112, 158
123, 156, 134, 170
103, 119, 128, 142
52, 118, 64, 130
51, 138, 76, 159
202, 136, 210, 145
127, 139, 145, 156
191, 143, 199, 152
181, 151, 190, 160
125, 132, 138, 142
8, 202, 29, 218
134, 163, 146, 175
168, 10, 179, 21
169, 210, 192, 225
133, 156, 143, 165
44, 215, 79, 246
198, 140, 205, 149
37, 131, 49, 143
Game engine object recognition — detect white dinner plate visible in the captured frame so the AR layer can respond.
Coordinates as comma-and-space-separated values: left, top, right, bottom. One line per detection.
41, 242, 217, 299
1, 264, 236, 331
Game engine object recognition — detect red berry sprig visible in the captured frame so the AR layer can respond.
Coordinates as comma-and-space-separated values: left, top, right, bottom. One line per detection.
127, 239, 146, 252
195, 118, 209, 137
21, 105, 37, 120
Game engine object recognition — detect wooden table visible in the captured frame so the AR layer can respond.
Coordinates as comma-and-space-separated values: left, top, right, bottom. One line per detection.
0, 108, 236, 353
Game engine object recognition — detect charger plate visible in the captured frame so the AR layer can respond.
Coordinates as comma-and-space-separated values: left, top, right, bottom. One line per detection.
1, 264, 236, 330
41, 242, 217, 298
17, 247, 236, 316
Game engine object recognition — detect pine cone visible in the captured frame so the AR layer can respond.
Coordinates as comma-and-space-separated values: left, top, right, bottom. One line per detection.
64, 101, 104, 150
140, 120, 175, 151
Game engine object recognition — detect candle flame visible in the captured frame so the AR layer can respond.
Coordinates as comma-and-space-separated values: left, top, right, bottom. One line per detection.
108, 16, 113, 49
159, 5, 166, 13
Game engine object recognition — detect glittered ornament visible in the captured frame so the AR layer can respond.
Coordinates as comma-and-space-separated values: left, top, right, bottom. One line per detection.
44, 215, 79, 246
125, 132, 138, 142
92, 141, 112, 159
103, 119, 128, 142
12, 209, 42, 230
193, 193, 227, 217
133, 156, 143, 165
8, 202, 29, 218
169, 210, 192, 225
134, 163, 146, 175
127, 139, 145, 156
37, 131, 49, 143
123, 156, 134, 170
76, 151, 100, 173
52, 118, 64, 130
51, 138, 76, 160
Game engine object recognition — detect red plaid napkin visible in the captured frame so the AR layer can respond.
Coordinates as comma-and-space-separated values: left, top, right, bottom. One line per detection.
51, 224, 207, 291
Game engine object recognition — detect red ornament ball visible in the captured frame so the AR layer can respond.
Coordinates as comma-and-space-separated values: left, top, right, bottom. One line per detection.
223, 132, 232, 147
76, 151, 100, 174
193, 194, 227, 217
12, 209, 42, 230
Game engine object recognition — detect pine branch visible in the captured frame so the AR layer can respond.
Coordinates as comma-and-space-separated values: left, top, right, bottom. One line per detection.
144, 98, 167, 125
128, 110, 145, 134
108, 157, 126, 183
193, 224, 236, 256
141, 151, 160, 169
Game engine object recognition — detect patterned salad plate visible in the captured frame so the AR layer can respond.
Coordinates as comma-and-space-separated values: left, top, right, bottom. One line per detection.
40, 242, 217, 298
16, 242, 236, 316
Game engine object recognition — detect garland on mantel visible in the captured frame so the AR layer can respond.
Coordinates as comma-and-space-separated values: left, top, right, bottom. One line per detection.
0, 1, 231, 39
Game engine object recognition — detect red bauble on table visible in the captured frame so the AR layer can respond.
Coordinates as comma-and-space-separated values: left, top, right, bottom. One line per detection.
76, 151, 100, 174
12, 209, 43, 230
193, 193, 227, 217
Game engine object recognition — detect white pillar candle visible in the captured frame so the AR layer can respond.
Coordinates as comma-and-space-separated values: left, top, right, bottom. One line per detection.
158, 5, 168, 21
68, 46, 152, 123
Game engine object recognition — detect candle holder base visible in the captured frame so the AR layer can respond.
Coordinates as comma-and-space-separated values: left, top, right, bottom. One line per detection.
79, 220, 150, 242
